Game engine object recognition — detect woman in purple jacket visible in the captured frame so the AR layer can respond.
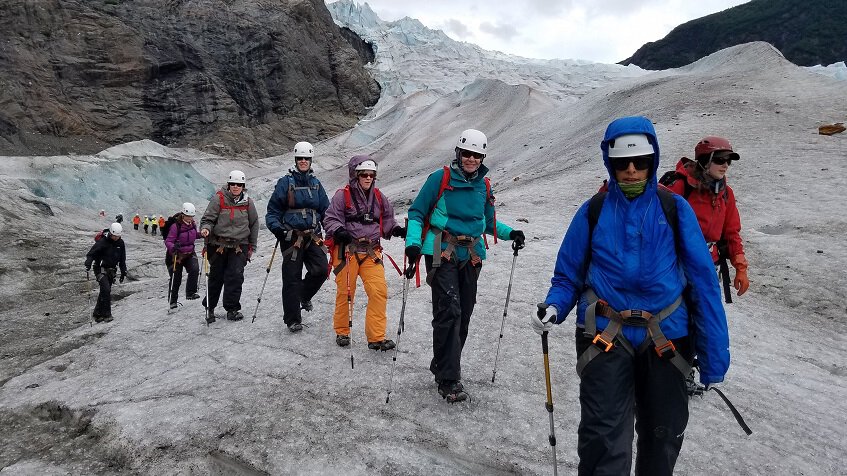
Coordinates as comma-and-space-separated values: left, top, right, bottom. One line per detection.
165, 202, 201, 309
323, 156, 406, 351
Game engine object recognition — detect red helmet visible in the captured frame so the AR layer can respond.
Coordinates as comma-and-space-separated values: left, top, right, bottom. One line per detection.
695, 136, 739, 163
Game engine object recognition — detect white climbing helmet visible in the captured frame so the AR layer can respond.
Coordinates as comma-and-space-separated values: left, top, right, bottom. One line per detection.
109, 222, 123, 236
293, 141, 314, 159
227, 170, 246, 184
455, 129, 488, 156
607, 134, 654, 158
354, 159, 378, 174
182, 202, 196, 216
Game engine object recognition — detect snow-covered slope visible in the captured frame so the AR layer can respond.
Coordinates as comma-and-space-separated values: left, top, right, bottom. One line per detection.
1, 17, 846, 476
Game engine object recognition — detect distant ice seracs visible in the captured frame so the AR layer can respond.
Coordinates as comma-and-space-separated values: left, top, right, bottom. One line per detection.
807, 61, 847, 81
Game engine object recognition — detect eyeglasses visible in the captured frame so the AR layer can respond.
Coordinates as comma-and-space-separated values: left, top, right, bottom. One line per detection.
460, 150, 484, 160
295, 157, 311, 162
710, 157, 733, 166
228, 182, 244, 187
611, 155, 652, 171
358, 173, 376, 179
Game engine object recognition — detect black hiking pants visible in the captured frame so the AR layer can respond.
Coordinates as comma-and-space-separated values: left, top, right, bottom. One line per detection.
574, 328, 692, 476
425, 255, 480, 382
93, 268, 116, 317
281, 239, 327, 326
207, 244, 247, 312
166, 253, 199, 303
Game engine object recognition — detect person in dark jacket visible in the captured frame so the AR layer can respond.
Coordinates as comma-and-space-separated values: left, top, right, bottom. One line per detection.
200, 170, 260, 323
533, 116, 730, 475
266, 141, 330, 333
404, 129, 525, 403
165, 202, 201, 309
85, 222, 128, 322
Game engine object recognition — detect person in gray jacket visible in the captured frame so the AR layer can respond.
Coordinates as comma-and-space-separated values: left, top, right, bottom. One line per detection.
200, 170, 259, 323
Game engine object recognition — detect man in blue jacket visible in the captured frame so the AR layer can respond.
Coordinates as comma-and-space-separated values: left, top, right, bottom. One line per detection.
532, 116, 730, 475
266, 141, 330, 332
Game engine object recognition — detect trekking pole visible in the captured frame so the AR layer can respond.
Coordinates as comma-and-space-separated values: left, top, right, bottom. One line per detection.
541, 330, 558, 476
251, 240, 279, 323
86, 271, 93, 327
492, 241, 520, 383
203, 239, 210, 327
346, 250, 354, 369
386, 276, 411, 403
166, 250, 178, 313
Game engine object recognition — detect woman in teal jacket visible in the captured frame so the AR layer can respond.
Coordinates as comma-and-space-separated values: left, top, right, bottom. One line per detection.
405, 129, 525, 403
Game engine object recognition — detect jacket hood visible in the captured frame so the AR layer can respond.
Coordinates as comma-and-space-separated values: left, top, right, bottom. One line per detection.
600, 116, 660, 188
347, 155, 376, 182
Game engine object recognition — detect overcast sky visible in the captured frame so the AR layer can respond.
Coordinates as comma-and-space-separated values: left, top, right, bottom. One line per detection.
336, 0, 750, 64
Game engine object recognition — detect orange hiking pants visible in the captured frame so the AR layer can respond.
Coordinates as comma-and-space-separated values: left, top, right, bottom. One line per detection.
332, 251, 388, 344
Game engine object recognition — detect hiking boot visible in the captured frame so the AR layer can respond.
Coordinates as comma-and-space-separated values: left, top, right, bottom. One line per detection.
437, 380, 468, 403
93, 312, 105, 323
434, 377, 464, 392
186, 293, 200, 300
169, 302, 178, 310
367, 339, 396, 352
288, 322, 303, 333
335, 334, 350, 347
205, 310, 216, 324
300, 300, 313, 312
226, 310, 244, 321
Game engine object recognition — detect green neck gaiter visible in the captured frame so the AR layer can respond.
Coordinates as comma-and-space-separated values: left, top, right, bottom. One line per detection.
619, 179, 647, 199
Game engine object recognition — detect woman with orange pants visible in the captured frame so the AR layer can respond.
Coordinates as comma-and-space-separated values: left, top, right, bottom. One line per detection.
323, 155, 405, 351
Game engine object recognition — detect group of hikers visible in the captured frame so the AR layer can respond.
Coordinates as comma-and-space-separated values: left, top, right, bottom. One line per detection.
83, 116, 749, 475
127, 214, 168, 235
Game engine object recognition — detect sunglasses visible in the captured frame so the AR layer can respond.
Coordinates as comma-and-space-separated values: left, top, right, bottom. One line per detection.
295, 157, 311, 162
710, 157, 733, 166
358, 172, 376, 179
227, 182, 244, 187
611, 155, 652, 171
460, 150, 484, 160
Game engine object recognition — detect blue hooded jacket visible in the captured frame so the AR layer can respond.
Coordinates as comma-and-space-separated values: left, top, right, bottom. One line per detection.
544, 116, 730, 385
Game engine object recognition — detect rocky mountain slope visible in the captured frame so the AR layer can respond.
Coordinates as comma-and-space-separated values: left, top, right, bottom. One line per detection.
622, 0, 847, 69
0, 0, 380, 156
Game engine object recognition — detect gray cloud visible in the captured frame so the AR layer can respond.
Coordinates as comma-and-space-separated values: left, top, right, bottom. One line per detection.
479, 21, 519, 41
443, 18, 473, 39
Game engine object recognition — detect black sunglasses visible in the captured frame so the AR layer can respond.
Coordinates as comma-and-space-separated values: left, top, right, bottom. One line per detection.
611, 155, 652, 171
711, 157, 733, 166
227, 182, 244, 187
460, 150, 484, 160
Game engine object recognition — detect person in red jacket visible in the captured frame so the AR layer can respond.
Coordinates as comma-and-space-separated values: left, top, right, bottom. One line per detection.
664, 137, 749, 296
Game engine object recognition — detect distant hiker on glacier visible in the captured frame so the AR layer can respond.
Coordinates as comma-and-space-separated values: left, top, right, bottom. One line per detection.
132, 213, 141, 231
143, 215, 150, 234
85, 222, 128, 323
200, 170, 259, 323
164, 203, 201, 310
661, 136, 749, 299
532, 116, 729, 475
323, 155, 405, 351
404, 128, 525, 403
265, 141, 330, 333
150, 213, 158, 236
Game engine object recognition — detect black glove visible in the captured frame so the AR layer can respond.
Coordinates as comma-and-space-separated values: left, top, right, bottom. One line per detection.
404, 245, 421, 279
391, 226, 407, 238
509, 230, 526, 249
119, 274, 125, 283
334, 229, 353, 247
272, 229, 287, 242
85, 265, 91, 272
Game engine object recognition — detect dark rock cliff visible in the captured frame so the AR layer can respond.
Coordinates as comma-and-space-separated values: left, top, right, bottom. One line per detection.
621, 0, 847, 70
0, 0, 380, 156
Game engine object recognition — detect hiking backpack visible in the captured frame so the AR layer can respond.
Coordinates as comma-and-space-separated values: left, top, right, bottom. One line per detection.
94, 228, 109, 242
324, 185, 385, 254
161, 214, 179, 242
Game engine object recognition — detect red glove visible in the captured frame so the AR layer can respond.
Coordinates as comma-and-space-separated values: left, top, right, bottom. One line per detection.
734, 268, 749, 296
